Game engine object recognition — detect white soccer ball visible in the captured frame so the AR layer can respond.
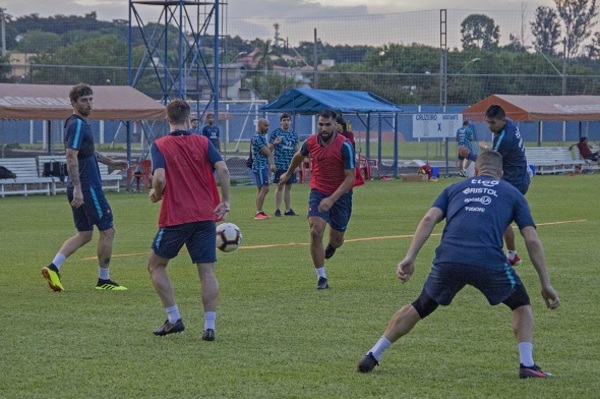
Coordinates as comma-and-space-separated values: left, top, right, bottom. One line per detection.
216, 223, 242, 252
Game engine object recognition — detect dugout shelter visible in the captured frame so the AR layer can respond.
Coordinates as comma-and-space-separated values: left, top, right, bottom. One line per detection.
462, 94, 600, 145
0, 83, 166, 162
260, 88, 403, 176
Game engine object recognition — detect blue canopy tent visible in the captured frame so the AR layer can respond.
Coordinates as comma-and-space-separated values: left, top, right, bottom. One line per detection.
260, 89, 403, 177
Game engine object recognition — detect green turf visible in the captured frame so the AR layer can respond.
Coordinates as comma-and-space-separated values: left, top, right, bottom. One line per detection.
1, 174, 598, 398
223, 140, 574, 161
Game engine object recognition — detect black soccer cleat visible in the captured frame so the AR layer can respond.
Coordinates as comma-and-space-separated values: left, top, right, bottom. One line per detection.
324, 244, 337, 259
153, 319, 185, 336
202, 329, 215, 341
519, 363, 553, 379
316, 277, 329, 290
357, 352, 379, 373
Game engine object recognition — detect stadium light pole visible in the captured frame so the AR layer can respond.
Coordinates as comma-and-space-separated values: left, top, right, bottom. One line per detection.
0, 8, 6, 57
440, 57, 480, 177
537, 50, 566, 95
454, 57, 481, 75
537, 49, 569, 144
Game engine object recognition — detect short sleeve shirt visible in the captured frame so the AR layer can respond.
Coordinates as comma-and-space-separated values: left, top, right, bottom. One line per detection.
251, 133, 270, 171
492, 118, 529, 191
202, 125, 220, 149
432, 175, 535, 270
64, 114, 102, 189
269, 128, 299, 170
456, 127, 474, 150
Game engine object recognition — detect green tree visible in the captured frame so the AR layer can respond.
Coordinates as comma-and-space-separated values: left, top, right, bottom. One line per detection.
502, 34, 528, 52
30, 34, 127, 85
0, 55, 12, 82
251, 39, 274, 70
530, 6, 562, 55
460, 14, 500, 51
1, 8, 18, 50
586, 31, 600, 59
16, 30, 61, 53
247, 71, 298, 101
555, 0, 598, 57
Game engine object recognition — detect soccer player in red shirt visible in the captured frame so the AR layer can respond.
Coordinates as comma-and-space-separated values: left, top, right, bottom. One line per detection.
279, 109, 356, 290
148, 99, 230, 340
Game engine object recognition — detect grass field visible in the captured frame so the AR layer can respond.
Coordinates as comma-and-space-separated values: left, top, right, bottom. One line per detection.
1, 174, 599, 398
208, 140, 579, 162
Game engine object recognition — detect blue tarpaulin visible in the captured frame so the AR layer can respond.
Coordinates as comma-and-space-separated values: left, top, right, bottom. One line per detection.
259, 88, 403, 114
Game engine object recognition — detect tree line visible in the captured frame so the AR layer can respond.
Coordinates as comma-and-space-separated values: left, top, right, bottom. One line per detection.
0, 0, 599, 104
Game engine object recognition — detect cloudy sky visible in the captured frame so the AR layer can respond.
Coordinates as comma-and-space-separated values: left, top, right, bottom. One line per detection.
1, 0, 557, 20
1, 0, 560, 46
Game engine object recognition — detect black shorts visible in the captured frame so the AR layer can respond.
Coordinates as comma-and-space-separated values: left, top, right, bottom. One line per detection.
423, 262, 523, 306
273, 170, 297, 185
68, 186, 114, 232
151, 221, 217, 264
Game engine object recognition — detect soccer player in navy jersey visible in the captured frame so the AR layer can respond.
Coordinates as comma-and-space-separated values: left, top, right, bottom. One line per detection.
270, 113, 300, 217
148, 99, 230, 340
357, 151, 559, 378
461, 105, 530, 266
279, 109, 356, 290
482, 105, 530, 266
41, 83, 129, 292
201, 113, 221, 153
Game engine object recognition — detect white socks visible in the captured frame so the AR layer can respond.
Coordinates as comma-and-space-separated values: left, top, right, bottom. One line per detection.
316, 267, 327, 279
51, 253, 66, 270
518, 342, 534, 367
204, 311, 216, 331
369, 336, 392, 361
166, 305, 181, 324
99, 267, 110, 280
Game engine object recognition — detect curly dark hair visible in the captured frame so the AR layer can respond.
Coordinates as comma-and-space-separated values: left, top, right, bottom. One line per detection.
69, 83, 93, 103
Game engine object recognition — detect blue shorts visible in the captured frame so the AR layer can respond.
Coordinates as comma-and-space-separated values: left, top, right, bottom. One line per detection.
424, 262, 523, 306
68, 186, 114, 232
151, 221, 217, 264
253, 168, 270, 188
273, 170, 297, 185
512, 182, 529, 196
308, 189, 353, 232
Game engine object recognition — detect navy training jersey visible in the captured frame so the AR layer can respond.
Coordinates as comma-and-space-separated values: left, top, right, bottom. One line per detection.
492, 118, 529, 192
432, 175, 535, 270
202, 125, 220, 149
64, 114, 102, 189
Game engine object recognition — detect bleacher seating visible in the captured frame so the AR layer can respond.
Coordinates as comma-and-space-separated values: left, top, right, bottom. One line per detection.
525, 147, 583, 175
37, 155, 68, 194
37, 154, 123, 193
0, 158, 53, 197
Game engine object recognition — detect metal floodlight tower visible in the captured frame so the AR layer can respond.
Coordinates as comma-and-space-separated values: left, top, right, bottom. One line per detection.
128, 0, 226, 118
